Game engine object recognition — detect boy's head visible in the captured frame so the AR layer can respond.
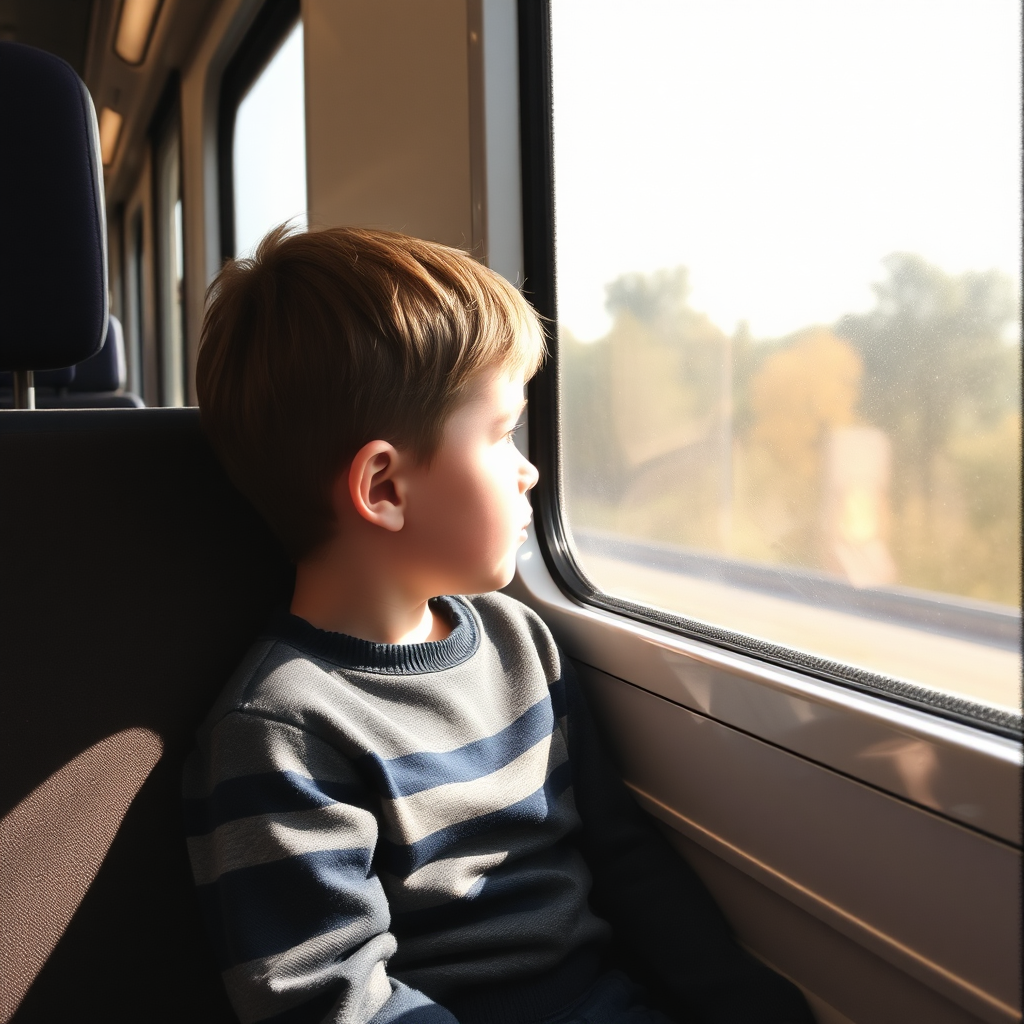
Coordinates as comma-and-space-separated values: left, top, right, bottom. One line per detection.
197, 226, 545, 565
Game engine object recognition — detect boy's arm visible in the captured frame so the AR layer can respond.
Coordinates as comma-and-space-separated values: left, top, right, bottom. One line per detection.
183, 710, 459, 1024
559, 653, 815, 1024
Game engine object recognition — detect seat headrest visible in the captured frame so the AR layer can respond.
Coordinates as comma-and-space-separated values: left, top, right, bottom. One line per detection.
0, 42, 108, 371
71, 315, 127, 392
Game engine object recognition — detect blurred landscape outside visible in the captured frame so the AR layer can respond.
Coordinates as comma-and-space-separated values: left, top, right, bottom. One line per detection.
563, 256, 1020, 604
551, 0, 1021, 714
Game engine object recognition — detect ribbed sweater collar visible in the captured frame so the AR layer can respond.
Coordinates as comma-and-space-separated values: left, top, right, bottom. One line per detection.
262, 595, 480, 675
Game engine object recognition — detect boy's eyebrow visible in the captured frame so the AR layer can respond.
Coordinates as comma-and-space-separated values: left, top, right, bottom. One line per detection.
506, 399, 527, 425
496, 398, 527, 424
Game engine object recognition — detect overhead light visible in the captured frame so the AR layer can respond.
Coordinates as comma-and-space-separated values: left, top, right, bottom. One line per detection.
114, 0, 164, 66
99, 107, 124, 166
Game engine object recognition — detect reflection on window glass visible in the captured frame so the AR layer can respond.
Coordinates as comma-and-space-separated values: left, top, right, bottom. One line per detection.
156, 126, 184, 406
169, 195, 185, 402
175, 198, 184, 285
552, 0, 1022, 717
128, 209, 144, 397
233, 19, 306, 258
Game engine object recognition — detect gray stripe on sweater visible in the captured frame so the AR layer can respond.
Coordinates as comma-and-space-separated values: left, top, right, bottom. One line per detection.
188, 803, 378, 885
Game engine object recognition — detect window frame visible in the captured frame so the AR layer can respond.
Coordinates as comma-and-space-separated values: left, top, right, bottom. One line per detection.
516, 0, 1021, 741
217, 0, 301, 264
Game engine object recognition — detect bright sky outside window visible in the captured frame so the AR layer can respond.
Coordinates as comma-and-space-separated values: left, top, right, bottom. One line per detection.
233, 20, 307, 258
553, 0, 1021, 344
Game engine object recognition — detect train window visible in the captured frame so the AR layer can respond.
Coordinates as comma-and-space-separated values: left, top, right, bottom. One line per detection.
154, 107, 186, 407
126, 208, 145, 397
545, 0, 1021, 730
225, 10, 305, 259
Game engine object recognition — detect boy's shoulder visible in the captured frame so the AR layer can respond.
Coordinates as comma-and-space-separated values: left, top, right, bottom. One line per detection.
196, 593, 565, 743
193, 630, 330, 741
464, 590, 563, 679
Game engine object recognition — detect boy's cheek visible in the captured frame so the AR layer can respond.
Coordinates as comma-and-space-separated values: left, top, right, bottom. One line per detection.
408, 465, 514, 573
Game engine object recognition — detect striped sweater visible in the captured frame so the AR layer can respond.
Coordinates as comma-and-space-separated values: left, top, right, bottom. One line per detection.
184, 592, 814, 1024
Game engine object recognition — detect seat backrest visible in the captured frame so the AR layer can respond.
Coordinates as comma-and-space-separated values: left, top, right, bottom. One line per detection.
39, 315, 146, 409
0, 409, 292, 1023
69, 314, 127, 392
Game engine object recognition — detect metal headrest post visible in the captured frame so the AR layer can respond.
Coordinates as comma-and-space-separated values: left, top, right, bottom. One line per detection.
13, 370, 35, 410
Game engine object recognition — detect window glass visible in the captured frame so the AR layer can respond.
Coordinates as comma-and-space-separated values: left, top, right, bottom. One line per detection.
551, 0, 1022, 717
233, 19, 306, 258
155, 124, 185, 407
127, 209, 145, 397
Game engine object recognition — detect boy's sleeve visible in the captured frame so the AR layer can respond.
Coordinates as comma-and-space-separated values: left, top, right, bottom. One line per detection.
558, 653, 815, 1024
183, 710, 460, 1024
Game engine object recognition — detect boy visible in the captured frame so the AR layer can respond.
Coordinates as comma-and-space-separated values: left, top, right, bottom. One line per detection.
183, 227, 814, 1024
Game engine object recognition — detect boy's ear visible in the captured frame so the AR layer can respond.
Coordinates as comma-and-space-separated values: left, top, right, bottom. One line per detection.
341, 440, 406, 532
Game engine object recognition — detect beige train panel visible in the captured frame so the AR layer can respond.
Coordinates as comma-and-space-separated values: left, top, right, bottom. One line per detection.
579, 665, 1021, 1024
304, 0, 474, 249
676, 835, 992, 1024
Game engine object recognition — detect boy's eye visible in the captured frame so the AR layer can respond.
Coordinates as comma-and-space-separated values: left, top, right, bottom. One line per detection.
506, 419, 525, 442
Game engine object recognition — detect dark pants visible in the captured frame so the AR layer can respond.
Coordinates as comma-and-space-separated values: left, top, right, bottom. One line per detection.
538, 972, 675, 1024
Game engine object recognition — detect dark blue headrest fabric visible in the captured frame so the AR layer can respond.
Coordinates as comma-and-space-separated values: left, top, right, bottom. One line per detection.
71, 314, 126, 392
0, 42, 108, 371
0, 366, 75, 389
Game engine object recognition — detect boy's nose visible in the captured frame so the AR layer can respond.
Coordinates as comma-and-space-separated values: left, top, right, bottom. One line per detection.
521, 457, 540, 493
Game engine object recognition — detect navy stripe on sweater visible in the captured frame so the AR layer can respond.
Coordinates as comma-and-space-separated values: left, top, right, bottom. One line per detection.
196, 846, 378, 968
355, 694, 557, 799
184, 770, 367, 837
391, 865, 568, 939
376, 760, 574, 877
549, 675, 567, 720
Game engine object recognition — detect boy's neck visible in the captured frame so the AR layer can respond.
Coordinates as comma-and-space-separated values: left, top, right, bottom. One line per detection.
289, 540, 452, 645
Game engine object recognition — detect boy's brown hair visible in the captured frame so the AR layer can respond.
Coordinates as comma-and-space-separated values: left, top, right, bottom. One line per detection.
197, 226, 545, 560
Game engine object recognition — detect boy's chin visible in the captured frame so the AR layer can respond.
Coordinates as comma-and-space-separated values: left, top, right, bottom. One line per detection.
494, 562, 518, 592
456, 557, 517, 596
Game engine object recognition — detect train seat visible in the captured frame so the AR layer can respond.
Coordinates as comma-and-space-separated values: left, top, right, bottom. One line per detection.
0, 42, 108, 382
39, 315, 146, 408
0, 39, 284, 1023
0, 367, 76, 408
0, 410, 293, 1023
0, 318, 145, 409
